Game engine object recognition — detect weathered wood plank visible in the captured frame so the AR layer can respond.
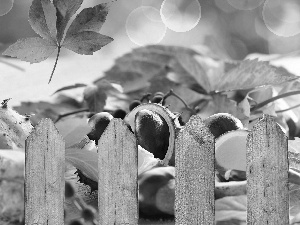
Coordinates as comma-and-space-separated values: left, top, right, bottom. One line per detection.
98, 119, 138, 225
246, 114, 289, 224
25, 118, 65, 225
175, 115, 215, 225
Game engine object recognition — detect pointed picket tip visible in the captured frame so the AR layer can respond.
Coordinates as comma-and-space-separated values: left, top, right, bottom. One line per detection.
25, 117, 65, 225
246, 114, 289, 225
175, 114, 215, 225
26, 118, 64, 143
98, 117, 138, 225
250, 114, 286, 136
183, 114, 214, 144
98, 118, 136, 144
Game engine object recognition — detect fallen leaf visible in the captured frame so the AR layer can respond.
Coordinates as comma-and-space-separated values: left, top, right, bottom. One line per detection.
290, 184, 300, 224
288, 138, 300, 171
138, 145, 161, 175
215, 195, 247, 223
66, 145, 160, 183
65, 149, 98, 182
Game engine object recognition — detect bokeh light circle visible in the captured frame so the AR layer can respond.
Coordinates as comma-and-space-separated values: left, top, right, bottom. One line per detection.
126, 6, 167, 46
160, 0, 201, 33
227, 0, 264, 10
0, 0, 14, 16
262, 0, 300, 37
142, 0, 163, 22
214, 0, 236, 13
141, 0, 164, 22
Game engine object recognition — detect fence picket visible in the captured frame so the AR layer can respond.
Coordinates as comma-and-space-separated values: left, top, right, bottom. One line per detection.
25, 118, 65, 225
246, 114, 289, 224
175, 115, 215, 225
22, 113, 297, 225
98, 119, 138, 225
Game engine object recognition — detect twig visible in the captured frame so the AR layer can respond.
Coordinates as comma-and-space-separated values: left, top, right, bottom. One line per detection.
140, 93, 152, 103
276, 103, 300, 114
163, 89, 197, 114
251, 90, 300, 112
54, 108, 90, 123
0, 58, 25, 71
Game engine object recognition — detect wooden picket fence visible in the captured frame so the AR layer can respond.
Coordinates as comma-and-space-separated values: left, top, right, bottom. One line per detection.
24, 114, 297, 225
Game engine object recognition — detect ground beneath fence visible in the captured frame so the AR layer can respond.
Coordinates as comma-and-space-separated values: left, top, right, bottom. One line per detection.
65, 162, 175, 225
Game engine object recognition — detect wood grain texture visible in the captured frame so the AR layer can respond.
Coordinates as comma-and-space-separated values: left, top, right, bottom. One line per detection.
98, 118, 138, 225
175, 115, 215, 225
246, 115, 289, 224
25, 118, 65, 225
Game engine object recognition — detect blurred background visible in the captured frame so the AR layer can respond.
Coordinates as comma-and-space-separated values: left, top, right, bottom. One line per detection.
0, 0, 300, 105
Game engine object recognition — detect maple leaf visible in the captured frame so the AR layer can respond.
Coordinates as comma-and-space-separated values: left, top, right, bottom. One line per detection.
3, 38, 57, 63
103, 45, 298, 100
213, 59, 299, 92
2, 0, 113, 83
102, 45, 205, 93
53, 0, 83, 44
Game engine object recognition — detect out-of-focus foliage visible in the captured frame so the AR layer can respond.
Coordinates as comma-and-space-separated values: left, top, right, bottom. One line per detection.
1, 0, 300, 59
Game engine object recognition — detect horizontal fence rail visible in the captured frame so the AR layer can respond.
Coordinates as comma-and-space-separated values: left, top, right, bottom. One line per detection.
24, 114, 292, 225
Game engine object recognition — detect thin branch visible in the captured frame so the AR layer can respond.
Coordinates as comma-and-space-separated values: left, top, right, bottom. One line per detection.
164, 89, 197, 114
140, 93, 152, 103
251, 90, 300, 112
48, 46, 61, 84
54, 108, 90, 123
0, 58, 25, 71
276, 103, 300, 114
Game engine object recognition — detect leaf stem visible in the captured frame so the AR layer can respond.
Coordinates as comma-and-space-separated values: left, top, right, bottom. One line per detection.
48, 46, 61, 84
54, 108, 90, 123
163, 89, 197, 114
250, 90, 300, 112
276, 103, 300, 114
